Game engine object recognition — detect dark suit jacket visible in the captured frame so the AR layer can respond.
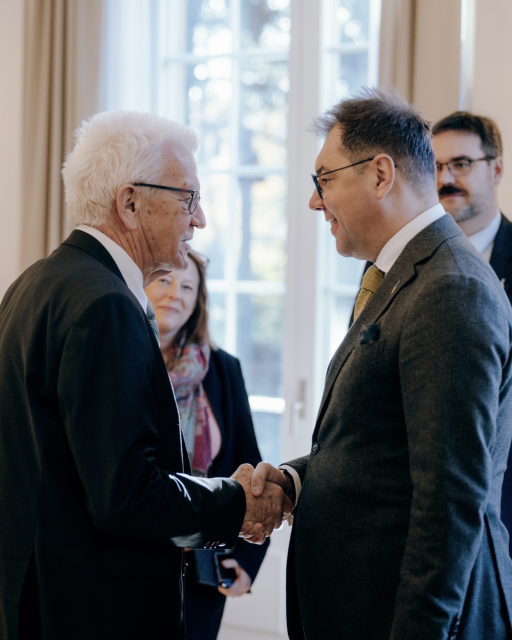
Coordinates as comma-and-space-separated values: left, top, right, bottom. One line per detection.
0, 231, 246, 640
357, 212, 512, 556
490, 214, 512, 553
285, 215, 512, 640
204, 348, 269, 581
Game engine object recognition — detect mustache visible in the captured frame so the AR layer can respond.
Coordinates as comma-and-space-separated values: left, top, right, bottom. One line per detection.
439, 185, 468, 197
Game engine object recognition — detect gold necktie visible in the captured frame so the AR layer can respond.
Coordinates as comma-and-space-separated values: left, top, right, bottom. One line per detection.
353, 265, 385, 321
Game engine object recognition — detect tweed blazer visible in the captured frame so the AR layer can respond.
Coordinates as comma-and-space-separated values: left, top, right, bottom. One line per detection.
358, 212, 512, 555
285, 214, 512, 640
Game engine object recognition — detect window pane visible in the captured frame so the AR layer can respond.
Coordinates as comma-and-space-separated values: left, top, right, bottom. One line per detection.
336, 0, 371, 45
240, 0, 291, 50
334, 51, 369, 101
237, 175, 287, 281
240, 59, 288, 166
190, 173, 230, 279
252, 413, 281, 466
209, 293, 226, 346
187, 0, 232, 55
183, 59, 233, 167
335, 255, 364, 286
237, 293, 284, 398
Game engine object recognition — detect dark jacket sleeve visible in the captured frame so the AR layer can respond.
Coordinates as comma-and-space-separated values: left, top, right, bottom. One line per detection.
58, 293, 246, 549
281, 456, 310, 484
206, 350, 269, 582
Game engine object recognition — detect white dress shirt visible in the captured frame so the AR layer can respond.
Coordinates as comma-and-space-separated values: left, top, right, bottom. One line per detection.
466, 210, 501, 263
281, 202, 448, 510
76, 225, 148, 312
374, 202, 447, 273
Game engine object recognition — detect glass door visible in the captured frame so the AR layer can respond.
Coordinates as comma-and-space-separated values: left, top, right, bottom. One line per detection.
102, 1, 381, 636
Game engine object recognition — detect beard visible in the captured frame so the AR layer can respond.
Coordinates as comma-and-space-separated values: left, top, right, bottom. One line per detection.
450, 201, 482, 223
438, 185, 487, 224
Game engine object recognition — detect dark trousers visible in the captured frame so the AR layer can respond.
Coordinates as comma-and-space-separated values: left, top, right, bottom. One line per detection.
184, 582, 226, 640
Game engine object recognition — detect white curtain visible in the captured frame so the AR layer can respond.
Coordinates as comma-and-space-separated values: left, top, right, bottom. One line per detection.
103, 0, 155, 112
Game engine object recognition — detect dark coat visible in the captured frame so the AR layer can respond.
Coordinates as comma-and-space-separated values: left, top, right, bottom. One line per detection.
204, 348, 269, 581
0, 231, 246, 640
183, 350, 269, 640
286, 215, 512, 640
490, 214, 512, 553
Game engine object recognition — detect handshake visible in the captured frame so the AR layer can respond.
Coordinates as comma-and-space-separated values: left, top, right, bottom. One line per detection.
231, 462, 296, 545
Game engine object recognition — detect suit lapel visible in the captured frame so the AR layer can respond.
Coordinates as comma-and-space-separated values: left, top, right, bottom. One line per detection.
314, 214, 461, 433
63, 231, 189, 473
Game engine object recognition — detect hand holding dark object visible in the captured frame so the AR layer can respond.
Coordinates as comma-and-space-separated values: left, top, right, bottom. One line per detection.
232, 464, 294, 544
217, 558, 252, 597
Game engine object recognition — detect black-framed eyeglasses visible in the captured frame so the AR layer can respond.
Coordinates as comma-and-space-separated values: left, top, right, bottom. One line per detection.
133, 182, 201, 214
311, 157, 375, 199
436, 156, 496, 177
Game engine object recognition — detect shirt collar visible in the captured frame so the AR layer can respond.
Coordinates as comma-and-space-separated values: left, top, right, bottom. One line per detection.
466, 210, 501, 256
375, 203, 447, 273
76, 225, 148, 312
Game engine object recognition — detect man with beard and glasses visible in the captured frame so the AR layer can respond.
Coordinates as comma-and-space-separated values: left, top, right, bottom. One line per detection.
431, 111, 512, 556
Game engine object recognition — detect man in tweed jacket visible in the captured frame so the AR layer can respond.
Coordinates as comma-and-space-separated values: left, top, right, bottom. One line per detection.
246, 91, 512, 639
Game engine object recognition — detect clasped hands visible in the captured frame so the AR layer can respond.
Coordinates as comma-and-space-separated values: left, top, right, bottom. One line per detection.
231, 462, 295, 545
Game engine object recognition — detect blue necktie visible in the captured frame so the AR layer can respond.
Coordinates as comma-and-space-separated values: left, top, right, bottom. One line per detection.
146, 301, 160, 343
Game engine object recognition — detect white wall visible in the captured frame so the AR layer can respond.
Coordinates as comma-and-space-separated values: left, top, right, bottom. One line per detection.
0, 0, 24, 298
412, 0, 462, 123
472, 0, 512, 215
411, 0, 512, 215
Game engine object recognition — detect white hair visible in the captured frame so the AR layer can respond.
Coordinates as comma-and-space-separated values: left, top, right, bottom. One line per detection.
62, 110, 199, 226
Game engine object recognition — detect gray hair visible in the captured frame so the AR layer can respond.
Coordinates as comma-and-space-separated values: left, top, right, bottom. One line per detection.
314, 88, 436, 189
62, 110, 199, 226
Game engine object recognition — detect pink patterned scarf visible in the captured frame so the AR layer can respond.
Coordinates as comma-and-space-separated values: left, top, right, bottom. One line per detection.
167, 339, 212, 477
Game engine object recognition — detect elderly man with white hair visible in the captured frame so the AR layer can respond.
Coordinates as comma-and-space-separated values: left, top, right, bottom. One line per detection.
0, 111, 292, 640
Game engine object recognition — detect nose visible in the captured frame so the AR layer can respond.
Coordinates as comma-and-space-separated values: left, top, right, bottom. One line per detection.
309, 188, 325, 211
191, 202, 206, 229
165, 278, 180, 300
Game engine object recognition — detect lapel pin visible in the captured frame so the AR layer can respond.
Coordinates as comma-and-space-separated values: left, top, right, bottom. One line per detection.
501, 278, 506, 289
391, 281, 400, 295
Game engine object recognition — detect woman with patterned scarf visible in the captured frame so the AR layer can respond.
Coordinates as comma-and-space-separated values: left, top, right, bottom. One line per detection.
145, 250, 269, 640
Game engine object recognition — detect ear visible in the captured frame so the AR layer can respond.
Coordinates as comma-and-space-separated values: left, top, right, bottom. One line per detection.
493, 156, 504, 186
116, 183, 139, 231
372, 154, 395, 200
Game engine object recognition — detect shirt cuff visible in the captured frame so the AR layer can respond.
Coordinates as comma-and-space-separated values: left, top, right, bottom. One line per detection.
279, 465, 302, 525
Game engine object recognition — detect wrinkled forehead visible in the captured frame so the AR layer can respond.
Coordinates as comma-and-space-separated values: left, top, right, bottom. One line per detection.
162, 145, 200, 189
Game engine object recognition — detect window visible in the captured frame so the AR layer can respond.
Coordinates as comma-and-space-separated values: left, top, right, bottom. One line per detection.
104, 0, 381, 467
